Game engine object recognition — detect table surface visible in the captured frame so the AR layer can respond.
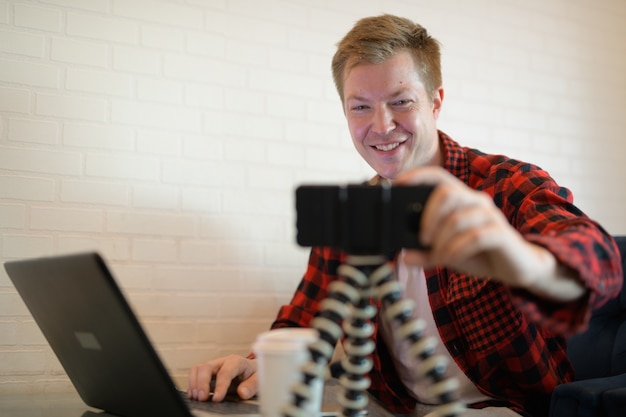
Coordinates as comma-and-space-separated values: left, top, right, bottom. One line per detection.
0, 380, 394, 417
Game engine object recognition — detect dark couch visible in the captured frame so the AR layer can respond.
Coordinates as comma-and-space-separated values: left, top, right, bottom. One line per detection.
550, 235, 626, 417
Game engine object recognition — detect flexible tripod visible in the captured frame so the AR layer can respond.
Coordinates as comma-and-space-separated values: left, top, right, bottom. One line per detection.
282, 253, 466, 417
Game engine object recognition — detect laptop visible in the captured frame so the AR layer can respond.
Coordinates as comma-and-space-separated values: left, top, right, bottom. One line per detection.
4, 252, 260, 417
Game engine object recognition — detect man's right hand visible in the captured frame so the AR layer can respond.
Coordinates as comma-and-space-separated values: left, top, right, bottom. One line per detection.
187, 354, 258, 402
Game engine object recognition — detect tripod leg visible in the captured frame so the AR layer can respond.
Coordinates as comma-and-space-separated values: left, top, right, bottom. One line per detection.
370, 265, 466, 417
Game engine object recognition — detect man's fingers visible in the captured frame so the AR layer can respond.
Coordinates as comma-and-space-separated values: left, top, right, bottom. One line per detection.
187, 357, 226, 401
236, 372, 258, 400
212, 355, 256, 402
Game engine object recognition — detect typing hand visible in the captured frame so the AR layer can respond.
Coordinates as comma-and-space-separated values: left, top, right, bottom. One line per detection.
187, 354, 257, 402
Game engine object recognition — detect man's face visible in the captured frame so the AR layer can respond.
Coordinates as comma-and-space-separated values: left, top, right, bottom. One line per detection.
342, 51, 443, 180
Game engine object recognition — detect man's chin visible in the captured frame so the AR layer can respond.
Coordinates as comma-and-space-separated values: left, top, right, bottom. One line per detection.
373, 167, 401, 181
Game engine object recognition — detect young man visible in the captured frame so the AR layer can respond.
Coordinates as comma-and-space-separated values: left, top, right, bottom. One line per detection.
188, 14, 622, 416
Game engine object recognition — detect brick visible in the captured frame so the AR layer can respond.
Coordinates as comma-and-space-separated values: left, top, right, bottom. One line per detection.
0, 1, 6, 24
113, 0, 203, 29
0, 85, 31, 113
8, 118, 59, 145
136, 77, 183, 104
224, 113, 282, 140
179, 241, 221, 265
30, 206, 104, 233
305, 146, 366, 174
113, 46, 161, 75
182, 134, 223, 160
205, 11, 287, 46
223, 137, 266, 163
548, 114, 585, 138
0, 234, 54, 259
0, 29, 45, 57
181, 187, 222, 213
306, 98, 345, 124
217, 320, 267, 348
0, 146, 81, 175
218, 242, 264, 266
184, 83, 223, 109
226, 0, 307, 26
225, 39, 267, 66
504, 108, 547, 131
246, 164, 294, 190
222, 187, 289, 216
137, 130, 182, 156
0, 350, 48, 374
50, 37, 107, 67
106, 211, 196, 237
266, 140, 305, 168
154, 267, 233, 292
61, 179, 129, 206
84, 153, 159, 181
163, 54, 246, 86
14, 3, 62, 32
224, 88, 265, 115
0, 59, 59, 88
65, 68, 133, 97
198, 214, 284, 242
266, 94, 307, 119
110, 100, 202, 132
284, 121, 342, 147
268, 47, 308, 73
162, 159, 245, 187
171, 295, 223, 318
132, 184, 179, 210
57, 236, 130, 261
0, 204, 25, 228
492, 86, 531, 109
203, 110, 226, 135
219, 294, 278, 319
63, 123, 134, 150
66, 12, 138, 44
248, 68, 324, 98
132, 239, 178, 263
140, 24, 184, 51
186, 32, 225, 58
36, 93, 106, 122
0, 322, 18, 345
40, 0, 110, 13
0, 175, 55, 201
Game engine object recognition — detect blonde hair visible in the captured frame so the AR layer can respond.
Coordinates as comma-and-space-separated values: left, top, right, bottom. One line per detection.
331, 14, 442, 102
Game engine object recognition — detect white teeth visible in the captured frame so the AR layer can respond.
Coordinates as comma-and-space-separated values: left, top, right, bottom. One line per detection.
375, 142, 400, 151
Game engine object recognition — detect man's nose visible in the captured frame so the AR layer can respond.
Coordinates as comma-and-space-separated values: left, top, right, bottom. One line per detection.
371, 107, 395, 135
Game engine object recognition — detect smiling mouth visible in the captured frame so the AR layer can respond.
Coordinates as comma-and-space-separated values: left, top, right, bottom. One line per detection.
374, 142, 402, 151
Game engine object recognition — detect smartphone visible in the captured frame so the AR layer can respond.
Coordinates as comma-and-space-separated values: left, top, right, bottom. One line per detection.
295, 184, 434, 255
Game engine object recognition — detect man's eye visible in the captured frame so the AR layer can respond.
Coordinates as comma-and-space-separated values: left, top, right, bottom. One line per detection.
352, 105, 368, 111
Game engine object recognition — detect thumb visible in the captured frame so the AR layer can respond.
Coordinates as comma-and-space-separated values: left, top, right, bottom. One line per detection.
237, 373, 258, 400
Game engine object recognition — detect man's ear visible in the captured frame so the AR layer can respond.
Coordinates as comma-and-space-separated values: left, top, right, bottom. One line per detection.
432, 87, 444, 119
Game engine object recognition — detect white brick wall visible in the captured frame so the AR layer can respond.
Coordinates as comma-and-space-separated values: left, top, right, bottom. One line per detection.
1, 0, 625, 394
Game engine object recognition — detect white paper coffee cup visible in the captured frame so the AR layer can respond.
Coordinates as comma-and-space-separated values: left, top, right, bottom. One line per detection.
253, 328, 322, 417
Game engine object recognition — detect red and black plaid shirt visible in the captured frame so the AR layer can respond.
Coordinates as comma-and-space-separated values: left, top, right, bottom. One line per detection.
271, 132, 623, 417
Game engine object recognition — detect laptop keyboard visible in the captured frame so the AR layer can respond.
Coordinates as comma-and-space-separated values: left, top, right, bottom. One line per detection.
181, 391, 260, 415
